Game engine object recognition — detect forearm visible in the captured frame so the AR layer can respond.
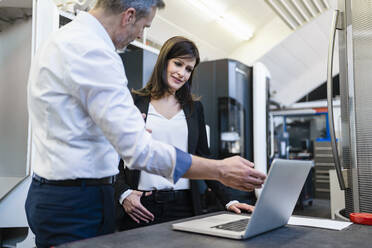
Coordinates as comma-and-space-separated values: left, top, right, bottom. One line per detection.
183, 155, 222, 180
183, 155, 266, 192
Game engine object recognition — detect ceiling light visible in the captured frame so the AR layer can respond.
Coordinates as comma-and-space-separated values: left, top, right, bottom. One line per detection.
186, 0, 254, 40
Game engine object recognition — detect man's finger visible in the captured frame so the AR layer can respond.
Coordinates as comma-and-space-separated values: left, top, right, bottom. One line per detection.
238, 156, 255, 168
235, 183, 256, 192
245, 175, 265, 186
246, 167, 266, 181
142, 113, 146, 119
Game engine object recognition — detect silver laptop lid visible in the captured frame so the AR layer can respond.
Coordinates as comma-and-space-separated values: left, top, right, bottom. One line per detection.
244, 159, 312, 238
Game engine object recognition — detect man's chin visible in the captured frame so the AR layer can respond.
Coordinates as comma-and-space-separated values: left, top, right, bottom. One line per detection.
116, 45, 128, 52
114, 39, 132, 51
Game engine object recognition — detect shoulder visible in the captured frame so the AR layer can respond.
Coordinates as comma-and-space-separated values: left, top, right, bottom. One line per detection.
192, 100, 204, 112
132, 93, 148, 102
56, 20, 118, 62
132, 93, 150, 109
184, 100, 204, 120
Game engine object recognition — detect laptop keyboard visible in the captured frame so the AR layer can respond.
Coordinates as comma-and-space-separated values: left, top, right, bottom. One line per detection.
212, 218, 249, 232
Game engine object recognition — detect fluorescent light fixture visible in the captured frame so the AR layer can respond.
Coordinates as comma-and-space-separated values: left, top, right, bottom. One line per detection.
186, 0, 219, 21
186, 0, 253, 40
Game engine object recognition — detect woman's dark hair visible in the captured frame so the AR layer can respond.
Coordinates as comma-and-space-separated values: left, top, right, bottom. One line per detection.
133, 36, 200, 108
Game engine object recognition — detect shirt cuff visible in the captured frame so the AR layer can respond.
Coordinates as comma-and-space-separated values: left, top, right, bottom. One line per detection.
119, 189, 133, 205
173, 147, 192, 183
225, 200, 240, 210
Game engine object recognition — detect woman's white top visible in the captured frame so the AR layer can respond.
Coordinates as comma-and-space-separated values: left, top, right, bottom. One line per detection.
137, 103, 190, 191
119, 103, 238, 209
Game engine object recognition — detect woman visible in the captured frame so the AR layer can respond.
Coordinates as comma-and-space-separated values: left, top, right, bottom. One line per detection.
115, 36, 253, 231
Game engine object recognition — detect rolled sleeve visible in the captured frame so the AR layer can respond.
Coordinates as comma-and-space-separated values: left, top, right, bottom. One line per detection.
173, 148, 192, 183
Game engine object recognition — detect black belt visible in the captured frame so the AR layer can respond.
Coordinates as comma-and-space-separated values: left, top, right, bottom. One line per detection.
149, 189, 191, 203
32, 173, 116, 186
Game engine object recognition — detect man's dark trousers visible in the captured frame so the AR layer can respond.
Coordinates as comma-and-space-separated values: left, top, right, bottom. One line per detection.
25, 177, 115, 248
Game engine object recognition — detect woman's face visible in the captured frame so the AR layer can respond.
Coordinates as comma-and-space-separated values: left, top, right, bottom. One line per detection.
166, 57, 196, 93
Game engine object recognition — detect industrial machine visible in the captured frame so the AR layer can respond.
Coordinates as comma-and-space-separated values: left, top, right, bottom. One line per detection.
192, 59, 271, 204
192, 59, 253, 161
119, 46, 158, 90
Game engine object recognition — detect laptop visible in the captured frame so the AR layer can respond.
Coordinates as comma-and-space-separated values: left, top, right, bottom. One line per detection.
172, 159, 313, 239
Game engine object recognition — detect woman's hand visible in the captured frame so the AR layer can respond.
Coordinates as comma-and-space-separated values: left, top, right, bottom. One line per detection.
122, 190, 154, 223
227, 202, 255, 214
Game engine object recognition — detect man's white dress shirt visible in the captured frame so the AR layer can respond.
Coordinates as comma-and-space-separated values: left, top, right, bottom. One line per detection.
27, 11, 191, 181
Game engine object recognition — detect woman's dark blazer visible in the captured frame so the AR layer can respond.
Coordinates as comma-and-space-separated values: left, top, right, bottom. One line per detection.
114, 94, 232, 217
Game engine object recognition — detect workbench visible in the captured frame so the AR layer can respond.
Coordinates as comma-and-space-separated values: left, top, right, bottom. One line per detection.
58, 212, 372, 248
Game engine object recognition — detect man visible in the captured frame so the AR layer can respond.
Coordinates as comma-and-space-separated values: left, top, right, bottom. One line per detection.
25, 0, 266, 247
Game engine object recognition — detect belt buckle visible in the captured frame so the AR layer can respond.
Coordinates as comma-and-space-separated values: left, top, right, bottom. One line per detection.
112, 175, 117, 184
32, 174, 45, 184
108, 176, 115, 184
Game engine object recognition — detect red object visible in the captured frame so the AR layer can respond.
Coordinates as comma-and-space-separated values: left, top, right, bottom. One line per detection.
350, 213, 372, 225
314, 107, 328, 113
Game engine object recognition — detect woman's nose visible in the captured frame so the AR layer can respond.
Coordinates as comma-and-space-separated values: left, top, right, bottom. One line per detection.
176, 68, 186, 78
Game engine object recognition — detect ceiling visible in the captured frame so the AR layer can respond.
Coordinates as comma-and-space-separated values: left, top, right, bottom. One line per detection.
258, 0, 339, 106
2, 0, 339, 106
148, 0, 280, 60
148, 0, 337, 106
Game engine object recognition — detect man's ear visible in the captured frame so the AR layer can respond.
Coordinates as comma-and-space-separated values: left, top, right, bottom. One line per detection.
121, 7, 136, 26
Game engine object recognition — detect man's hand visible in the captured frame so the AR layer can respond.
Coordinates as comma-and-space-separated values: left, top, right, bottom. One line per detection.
227, 202, 254, 214
122, 190, 154, 223
217, 156, 266, 191
185, 155, 266, 192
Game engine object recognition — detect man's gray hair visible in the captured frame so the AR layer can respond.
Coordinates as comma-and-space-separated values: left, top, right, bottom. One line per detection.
95, 0, 165, 19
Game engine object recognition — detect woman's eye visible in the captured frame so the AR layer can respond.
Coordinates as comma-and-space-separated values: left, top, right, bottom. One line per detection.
186, 68, 193, 73
174, 61, 182, 66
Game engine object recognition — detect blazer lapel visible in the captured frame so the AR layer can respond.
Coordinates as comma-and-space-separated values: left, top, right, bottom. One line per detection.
183, 104, 198, 155
133, 95, 150, 120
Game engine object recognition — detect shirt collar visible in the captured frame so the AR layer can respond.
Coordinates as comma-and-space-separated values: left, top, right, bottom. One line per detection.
75, 11, 116, 51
